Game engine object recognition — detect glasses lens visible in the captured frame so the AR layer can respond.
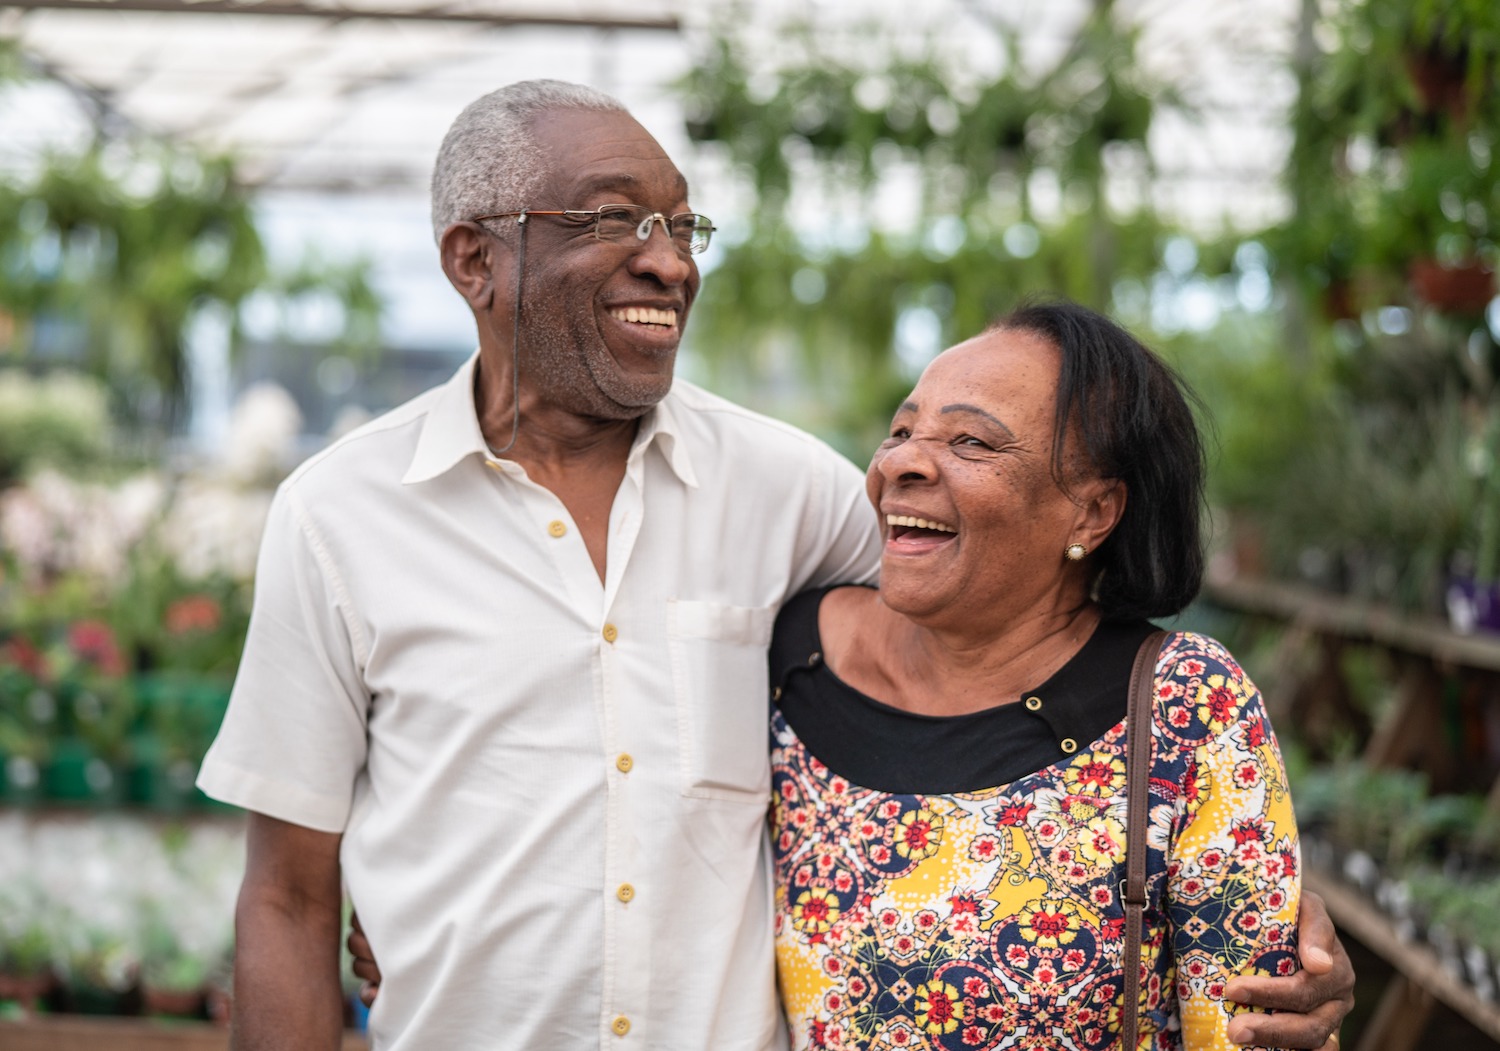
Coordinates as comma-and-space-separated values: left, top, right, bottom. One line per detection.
592, 206, 713, 254
594, 205, 645, 244
672, 215, 714, 254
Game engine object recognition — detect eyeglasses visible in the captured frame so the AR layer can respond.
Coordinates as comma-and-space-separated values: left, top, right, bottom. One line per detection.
471, 204, 716, 255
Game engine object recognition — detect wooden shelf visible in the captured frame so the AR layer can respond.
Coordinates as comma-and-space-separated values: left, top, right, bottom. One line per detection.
1202, 576, 1500, 671
0, 1016, 368, 1050
1307, 870, 1500, 1044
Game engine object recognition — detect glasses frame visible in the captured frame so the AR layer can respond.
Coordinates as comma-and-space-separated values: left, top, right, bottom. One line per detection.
471, 204, 716, 255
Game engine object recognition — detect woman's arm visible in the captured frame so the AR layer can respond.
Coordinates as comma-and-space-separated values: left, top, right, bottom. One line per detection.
1161, 638, 1304, 1050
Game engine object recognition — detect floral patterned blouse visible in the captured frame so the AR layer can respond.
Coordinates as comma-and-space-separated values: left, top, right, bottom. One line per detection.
770, 600, 1300, 1051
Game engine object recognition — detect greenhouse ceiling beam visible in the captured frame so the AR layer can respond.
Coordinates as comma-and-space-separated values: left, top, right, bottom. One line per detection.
2, 0, 678, 30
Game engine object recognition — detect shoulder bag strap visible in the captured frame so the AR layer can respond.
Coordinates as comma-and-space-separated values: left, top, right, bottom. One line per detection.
1123, 629, 1168, 1050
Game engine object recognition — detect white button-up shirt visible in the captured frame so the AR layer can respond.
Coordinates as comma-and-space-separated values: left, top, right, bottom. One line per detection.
198, 354, 882, 1050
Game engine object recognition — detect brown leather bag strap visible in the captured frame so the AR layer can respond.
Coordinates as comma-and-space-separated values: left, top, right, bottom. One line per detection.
1123, 629, 1167, 1050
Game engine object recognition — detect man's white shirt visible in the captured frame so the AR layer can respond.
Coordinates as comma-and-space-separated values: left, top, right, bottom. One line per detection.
198, 353, 881, 1050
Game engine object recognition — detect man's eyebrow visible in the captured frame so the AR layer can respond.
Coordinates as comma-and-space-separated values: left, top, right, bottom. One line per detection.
941, 403, 1015, 439
577, 173, 692, 202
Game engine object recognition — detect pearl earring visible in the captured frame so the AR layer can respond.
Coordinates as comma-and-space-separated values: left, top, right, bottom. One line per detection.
1065, 543, 1087, 561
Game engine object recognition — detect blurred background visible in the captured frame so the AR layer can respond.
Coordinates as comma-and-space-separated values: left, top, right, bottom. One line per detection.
0, 0, 1498, 1047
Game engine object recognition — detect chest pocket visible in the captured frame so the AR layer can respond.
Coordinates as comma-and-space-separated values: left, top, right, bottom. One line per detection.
668, 599, 776, 803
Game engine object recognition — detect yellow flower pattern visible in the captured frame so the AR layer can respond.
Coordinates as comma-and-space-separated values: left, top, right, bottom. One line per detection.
772, 632, 1301, 1051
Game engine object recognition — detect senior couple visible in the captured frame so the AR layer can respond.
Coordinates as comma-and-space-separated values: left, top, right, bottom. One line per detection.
200, 80, 1354, 1049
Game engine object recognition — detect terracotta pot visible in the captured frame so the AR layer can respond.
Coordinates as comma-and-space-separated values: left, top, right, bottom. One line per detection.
141, 983, 206, 1018
0, 969, 55, 1011
1409, 257, 1496, 315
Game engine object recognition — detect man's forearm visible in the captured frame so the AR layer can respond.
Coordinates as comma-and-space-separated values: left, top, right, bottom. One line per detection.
231, 883, 346, 1049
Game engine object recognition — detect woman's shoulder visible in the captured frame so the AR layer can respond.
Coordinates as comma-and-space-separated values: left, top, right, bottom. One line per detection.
1157, 631, 1250, 682
770, 585, 877, 681
1151, 631, 1269, 737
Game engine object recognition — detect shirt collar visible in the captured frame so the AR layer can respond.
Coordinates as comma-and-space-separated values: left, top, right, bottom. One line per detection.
402, 351, 491, 485
402, 351, 699, 489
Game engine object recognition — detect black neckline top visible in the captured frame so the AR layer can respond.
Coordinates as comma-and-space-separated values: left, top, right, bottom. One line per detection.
768, 586, 1157, 794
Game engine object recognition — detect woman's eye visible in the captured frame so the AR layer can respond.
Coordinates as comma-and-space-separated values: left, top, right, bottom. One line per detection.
888, 427, 911, 440
955, 435, 990, 448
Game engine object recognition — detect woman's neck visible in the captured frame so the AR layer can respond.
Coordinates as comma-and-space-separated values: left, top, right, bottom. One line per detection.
823, 587, 1104, 717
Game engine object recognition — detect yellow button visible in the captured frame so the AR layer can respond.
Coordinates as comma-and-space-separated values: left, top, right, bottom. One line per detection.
616, 753, 633, 774
616, 883, 635, 903
1024, 696, 1043, 711
603, 624, 619, 643
1060, 738, 1078, 754
548, 520, 567, 538
611, 1015, 631, 1037
772, 687, 783, 701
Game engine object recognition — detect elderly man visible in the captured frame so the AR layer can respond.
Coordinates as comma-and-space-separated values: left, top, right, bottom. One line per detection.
200, 80, 1353, 1050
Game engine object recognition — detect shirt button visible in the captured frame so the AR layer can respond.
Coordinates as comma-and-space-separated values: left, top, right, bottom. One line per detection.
1024, 696, 1043, 711
1060, 738, 1079, 754
547, 520, 567, 538
616, 883, 635, 903
616, 753, 633, 774
808, 651, 822, 666
602, 624, 619, 643
611, 1015, 631, 1037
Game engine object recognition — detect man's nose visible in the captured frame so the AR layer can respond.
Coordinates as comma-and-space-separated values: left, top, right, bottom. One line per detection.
627, 221, 694, 286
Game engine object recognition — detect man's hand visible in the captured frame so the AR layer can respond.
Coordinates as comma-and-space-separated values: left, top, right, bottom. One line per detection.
347, 912, 382, 1009
1224, 890, 1355, 1049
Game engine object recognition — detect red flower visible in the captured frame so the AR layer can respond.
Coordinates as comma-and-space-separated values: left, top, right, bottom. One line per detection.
1, 636, 45, 678
68, 620, 126, 676
995, 800, 1036, 826
165, 594, 222, 635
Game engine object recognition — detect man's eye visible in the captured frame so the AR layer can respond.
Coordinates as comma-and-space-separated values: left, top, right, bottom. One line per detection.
888, 428, 911, 441
594, 207, 640, 234
955, 436, 990, 448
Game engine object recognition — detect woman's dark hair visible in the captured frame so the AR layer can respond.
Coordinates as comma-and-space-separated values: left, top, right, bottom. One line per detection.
991, 298, 1207, 620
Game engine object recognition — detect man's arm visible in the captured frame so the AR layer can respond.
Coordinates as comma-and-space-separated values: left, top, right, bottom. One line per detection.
1224, 890, 1355, 1049
233, 812, 346, 1050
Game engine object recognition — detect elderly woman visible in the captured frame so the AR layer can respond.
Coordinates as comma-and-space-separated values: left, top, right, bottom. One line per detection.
770, 300, 1310, 1050
348, 301, 1353, 1047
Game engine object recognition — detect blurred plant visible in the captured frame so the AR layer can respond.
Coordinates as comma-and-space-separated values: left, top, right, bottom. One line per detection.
674, 4, 1178, 453
0, 370, 110, 486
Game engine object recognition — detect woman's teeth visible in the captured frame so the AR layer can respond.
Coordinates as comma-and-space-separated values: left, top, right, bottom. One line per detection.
886, 514, 956, 533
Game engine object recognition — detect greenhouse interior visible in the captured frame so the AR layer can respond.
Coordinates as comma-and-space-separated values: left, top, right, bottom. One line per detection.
1, 0, 1499, 1048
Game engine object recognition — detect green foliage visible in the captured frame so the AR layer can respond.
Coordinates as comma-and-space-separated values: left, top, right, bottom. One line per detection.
676, 7, 1175, 440
0, 146, 266, 430
0, 369, 110, 485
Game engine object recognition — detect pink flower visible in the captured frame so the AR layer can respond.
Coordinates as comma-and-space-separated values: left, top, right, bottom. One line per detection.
68, 620, 126, 676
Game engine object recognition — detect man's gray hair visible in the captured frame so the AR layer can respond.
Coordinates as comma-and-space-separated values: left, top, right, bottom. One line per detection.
430, 79, 628, 244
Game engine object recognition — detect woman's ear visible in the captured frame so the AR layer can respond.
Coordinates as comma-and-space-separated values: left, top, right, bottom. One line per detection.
1075, 478, 1127, 552
439, 222, 500, 312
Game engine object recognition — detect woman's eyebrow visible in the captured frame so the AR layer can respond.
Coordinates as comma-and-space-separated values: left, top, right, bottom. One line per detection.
941, 403, 1015, 439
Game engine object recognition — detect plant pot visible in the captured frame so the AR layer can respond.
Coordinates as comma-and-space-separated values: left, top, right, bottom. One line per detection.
0, 969, 55, 1011
1464, 941, 1496, 1002
42, 738, 124, 806
1409, 258, 1496, 315
0, 753, 44, 806
1429, 922, 1467, 981
141, 983, 206, 1018
1450, 576, 1500, 635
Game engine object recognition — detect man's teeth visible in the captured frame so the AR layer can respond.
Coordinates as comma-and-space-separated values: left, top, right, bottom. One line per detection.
886, 514, 956, 534
610, 306, 677, 327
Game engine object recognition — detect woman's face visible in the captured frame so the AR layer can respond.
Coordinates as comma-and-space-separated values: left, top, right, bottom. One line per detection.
866, 327, 1114, 631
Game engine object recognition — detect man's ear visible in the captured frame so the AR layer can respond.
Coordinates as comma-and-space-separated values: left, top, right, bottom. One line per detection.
440, 222, 500, 312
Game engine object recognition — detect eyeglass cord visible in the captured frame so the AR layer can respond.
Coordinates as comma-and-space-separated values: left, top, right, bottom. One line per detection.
490, 210, 527, 456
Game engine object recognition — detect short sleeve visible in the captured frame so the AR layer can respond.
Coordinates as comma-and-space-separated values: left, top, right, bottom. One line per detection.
787, 445, 881, 593
1158, 636, 1301, 1049
196, 485, 371, 833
